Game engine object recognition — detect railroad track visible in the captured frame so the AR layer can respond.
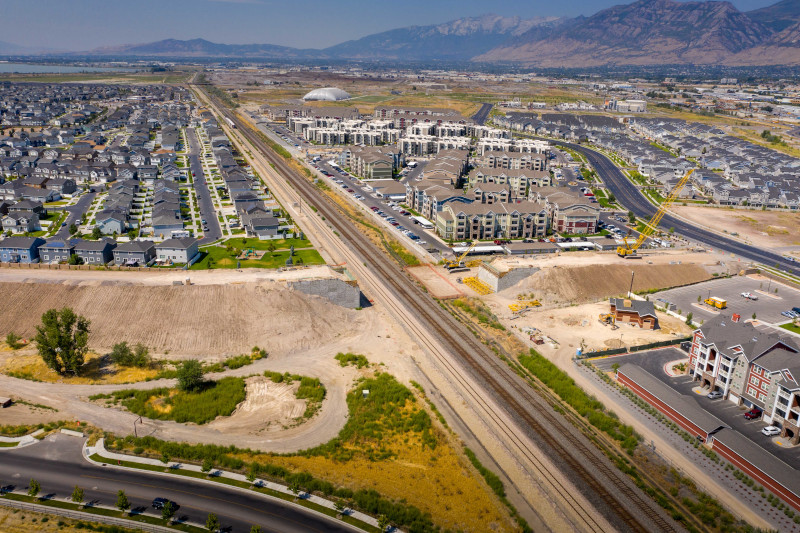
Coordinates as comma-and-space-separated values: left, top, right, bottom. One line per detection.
196, 87, 678, 533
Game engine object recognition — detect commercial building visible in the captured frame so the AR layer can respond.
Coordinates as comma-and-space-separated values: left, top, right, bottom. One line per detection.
609, 298, 659, 329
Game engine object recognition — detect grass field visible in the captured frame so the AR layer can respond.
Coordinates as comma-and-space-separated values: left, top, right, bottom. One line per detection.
781, 323, 800, 335
93, 377, 246, 425
189, 246, 324, 269
113, 372, 516, 532
0, 71, 193, 84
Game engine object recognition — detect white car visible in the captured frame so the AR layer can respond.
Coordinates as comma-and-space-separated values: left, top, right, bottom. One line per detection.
741, 292, 758, 301
762, 426, 781, 437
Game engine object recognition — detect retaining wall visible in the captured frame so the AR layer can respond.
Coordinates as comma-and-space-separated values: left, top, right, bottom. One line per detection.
288, 278, 361, 308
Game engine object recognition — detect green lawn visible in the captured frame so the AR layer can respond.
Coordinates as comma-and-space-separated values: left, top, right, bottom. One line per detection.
190, 246, 324, 270
780, 323, 800, 335
221, 237, 312, 250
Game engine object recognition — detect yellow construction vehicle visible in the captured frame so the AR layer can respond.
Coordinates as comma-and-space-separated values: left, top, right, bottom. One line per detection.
599, 313, 619, 329
617, 169, 695, 258
445, 241, 478, 271
510, 300, 541, 313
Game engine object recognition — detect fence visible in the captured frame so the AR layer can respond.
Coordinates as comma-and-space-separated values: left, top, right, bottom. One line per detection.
579, 337, 690, 359
0, 497, 175, 533
0, 262, 158, 272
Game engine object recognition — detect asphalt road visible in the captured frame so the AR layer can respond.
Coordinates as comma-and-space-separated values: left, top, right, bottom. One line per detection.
0, 435, 357, 533
549, 140, 800, 277
471, 103, 493, 126
52, 190, 97, 240
186, 127, 222, 244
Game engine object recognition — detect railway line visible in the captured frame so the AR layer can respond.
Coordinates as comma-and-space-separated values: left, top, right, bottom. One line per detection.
195, 86, 679, 533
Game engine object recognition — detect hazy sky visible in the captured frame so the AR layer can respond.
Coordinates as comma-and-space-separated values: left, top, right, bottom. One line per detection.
1, 0, 780, 51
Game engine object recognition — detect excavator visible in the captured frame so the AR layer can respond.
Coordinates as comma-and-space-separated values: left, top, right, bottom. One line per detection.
599, 313, 619, 330
617, 168, 695, 258
445, 241, 478, 272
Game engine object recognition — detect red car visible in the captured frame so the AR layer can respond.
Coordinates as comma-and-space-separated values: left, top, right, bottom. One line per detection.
744, 408, 762, 420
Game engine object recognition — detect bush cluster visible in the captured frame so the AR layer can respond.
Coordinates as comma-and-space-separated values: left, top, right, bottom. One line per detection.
103, 377, 246, 424
334, 352, 369, 369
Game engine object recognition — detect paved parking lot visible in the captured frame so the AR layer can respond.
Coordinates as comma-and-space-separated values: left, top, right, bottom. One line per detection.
654, 276, 800, 325
594, 347, 800, 469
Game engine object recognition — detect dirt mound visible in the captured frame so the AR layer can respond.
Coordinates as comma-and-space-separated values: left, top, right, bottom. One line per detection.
507, 263, 712, 304
0, 281, 359, 357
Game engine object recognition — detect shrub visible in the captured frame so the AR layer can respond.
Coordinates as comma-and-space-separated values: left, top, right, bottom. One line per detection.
5, 331, 21, 349
110, 342, 151, 368
335, 352, 369, 369
177, 360, 204, 392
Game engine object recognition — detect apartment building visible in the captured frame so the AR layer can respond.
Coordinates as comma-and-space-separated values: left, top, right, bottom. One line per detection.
349, 146, 394, 180
435, 199, 548, 241
689, 316, 800, 443
472, 151, 549, 171
529, 187, 600, 234
467, 167, 551, 196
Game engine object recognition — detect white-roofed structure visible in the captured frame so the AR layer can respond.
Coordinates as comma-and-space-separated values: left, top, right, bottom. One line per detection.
303, 87, 351, 102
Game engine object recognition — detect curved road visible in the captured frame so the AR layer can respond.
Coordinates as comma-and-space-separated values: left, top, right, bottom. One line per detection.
550, 139, 800, 277
0, 435, 358, 533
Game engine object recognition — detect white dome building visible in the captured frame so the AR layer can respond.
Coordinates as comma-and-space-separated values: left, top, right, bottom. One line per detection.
303, 87, 351, 102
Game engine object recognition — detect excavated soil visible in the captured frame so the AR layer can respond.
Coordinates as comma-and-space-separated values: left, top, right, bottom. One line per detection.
0, 281, 359, 357
505, 263, 713, 305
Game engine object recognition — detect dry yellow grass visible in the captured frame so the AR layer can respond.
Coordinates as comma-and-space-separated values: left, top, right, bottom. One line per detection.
1, 347, 159, 385
264, 433, 513, 532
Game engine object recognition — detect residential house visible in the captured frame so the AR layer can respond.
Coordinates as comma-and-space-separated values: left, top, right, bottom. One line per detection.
0, 236, 46, 263
113, 240, 156, 266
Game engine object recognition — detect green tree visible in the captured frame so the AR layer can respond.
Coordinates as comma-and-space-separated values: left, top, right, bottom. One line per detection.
162, 500, 176, 522
201, 457, 213, 473
91, 227, 102, 240
177, 359, 204, 391
127, 229, 138, 240
206, 512, 220, 531
266, 242, 276, 253
250, 526, 262, 533
627, 210, 636, 224
378, 514, 390, 532
71, 485, 84, 505
68, 223, 78, 235
160, 452, 171, 465
28, 479, 40, 498
5, 332, 21, 350
334, 501, 346, 516
116, 490, 130, 513
68, 254, 84, 265
33, 307, 90, 375
686, 312, 693, 325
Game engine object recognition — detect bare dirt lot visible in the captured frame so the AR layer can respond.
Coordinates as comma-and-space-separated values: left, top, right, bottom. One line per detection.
0, 280, 357, 357
504, 301, 692, 354
406, 265, 464, 299
208, 376, 307, 435
497, 261, 715, 306
671, 206, 800, 254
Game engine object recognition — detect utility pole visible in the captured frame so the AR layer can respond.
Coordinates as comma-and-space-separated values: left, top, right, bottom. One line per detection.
628, 270, 635, 298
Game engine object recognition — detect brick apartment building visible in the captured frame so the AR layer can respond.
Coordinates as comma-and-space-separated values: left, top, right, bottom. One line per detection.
689, 316, 800, 443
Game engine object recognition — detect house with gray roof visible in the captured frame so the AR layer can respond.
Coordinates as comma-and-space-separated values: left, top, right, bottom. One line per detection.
0, 236, 45, 263
113, 240, 155, 266
155, 237, 199, 264
73, 238, 116, 265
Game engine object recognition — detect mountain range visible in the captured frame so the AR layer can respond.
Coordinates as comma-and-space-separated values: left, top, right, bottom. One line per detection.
4, 0, 800, 67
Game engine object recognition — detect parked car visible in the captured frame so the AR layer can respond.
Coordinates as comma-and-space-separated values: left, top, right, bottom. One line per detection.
741, 292, 758, 301
707, 390, 723, 399
762, 426, 781, 437
744, 408, 762, 420
152, 498, 178, 510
